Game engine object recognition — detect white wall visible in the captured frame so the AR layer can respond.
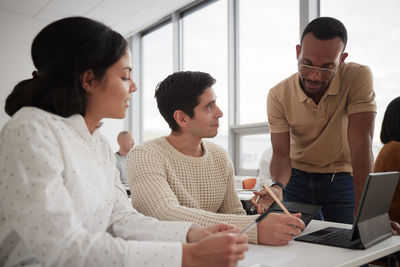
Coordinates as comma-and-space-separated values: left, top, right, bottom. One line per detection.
0, 10, 46, 129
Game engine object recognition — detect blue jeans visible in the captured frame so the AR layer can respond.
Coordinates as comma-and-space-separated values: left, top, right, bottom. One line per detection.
283, 168, 355, 224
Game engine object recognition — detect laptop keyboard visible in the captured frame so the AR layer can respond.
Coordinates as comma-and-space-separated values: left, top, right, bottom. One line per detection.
317, 228, 351, 243
295, 227, 361, 249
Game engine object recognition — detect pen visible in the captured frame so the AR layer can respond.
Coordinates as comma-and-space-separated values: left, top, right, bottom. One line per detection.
262, 184, 290, 216
240, 205, 271, 233
250, 183, 283, 213
241, 184, 290, 233
249, 195, 260, 213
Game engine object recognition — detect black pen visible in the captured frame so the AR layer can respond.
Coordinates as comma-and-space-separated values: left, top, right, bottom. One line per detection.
240, 207, 271, 233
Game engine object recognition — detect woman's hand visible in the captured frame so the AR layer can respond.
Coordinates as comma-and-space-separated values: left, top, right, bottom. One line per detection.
186, 223, 241, 243
183, 232, 249, 267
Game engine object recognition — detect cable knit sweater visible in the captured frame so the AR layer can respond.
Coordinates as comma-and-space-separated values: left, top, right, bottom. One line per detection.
374, 140, 400, 222
127, 137, 259, 243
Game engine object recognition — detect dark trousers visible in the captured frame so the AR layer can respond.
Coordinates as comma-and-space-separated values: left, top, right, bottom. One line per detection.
284, 168, 355, 224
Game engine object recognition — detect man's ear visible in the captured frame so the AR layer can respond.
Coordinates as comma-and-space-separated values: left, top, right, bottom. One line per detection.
339, 52, 348, 65
296, 44, 302, 60
81, 69, 96, 93
173, 110, 189, 129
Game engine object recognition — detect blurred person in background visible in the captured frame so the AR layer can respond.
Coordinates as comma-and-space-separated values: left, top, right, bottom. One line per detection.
116, 131, 135, 186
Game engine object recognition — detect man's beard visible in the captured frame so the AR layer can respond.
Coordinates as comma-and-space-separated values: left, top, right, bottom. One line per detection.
300, 77, 329, 96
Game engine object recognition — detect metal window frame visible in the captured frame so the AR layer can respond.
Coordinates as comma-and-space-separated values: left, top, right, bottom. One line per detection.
300, 0, 320, 40
231, 122, 270, 176
129, 35, 142, 142
132, 18, 173, 144
227, 0, 239, 164
130, 0, 219, 144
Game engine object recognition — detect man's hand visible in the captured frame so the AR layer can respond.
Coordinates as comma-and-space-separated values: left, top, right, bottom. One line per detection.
391, 220, 400, 235
182, 232, 249, 267
187, 223, 240, 243
250, 186, 283, 214
257, 213, 305, 246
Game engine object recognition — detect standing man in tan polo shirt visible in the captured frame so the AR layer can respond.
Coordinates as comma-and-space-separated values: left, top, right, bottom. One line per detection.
252, 17, 376, 224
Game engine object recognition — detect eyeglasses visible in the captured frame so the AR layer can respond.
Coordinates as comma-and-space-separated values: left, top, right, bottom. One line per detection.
298, 64, 336, 80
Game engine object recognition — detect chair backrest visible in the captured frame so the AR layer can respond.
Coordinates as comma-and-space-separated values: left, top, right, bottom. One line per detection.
242, 178, 257, 189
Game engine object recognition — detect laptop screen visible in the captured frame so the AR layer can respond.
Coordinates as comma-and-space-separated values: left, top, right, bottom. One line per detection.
350, 171, 400, 239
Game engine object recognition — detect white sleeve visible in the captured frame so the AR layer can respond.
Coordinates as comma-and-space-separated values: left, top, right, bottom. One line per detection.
258, 148, 273, 188
108, 148, 194, 242
0, 118, 186, 267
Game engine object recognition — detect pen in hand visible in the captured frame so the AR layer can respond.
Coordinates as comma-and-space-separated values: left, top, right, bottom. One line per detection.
262, 184, 290, 216
241, 184, 290, 233
240, 204, 272, 233
250, 183, 281, 213
249, 195, 260, 213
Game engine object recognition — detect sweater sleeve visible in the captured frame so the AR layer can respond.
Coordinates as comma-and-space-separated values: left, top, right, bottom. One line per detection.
217, 150, 248, 215
127, 145, 259, 243
107, 144, 194, 243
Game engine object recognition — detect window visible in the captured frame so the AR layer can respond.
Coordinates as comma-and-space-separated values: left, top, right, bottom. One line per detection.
142, 22, 173, 141
235, 0, 299, 174
182, 0, 228, 149
240, 133, 269, 170
238, 0, 299, 124
321, 0, 400, 156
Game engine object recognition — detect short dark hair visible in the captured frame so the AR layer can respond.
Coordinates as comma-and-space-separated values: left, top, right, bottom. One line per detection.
155, 71, 216, 132
5, 16, 128, 117
301, 17, 348, 50
380, 97, 400, 144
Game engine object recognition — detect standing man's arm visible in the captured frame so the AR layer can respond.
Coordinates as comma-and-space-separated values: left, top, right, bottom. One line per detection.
252, 87, 293, 213
270, 132, 292, 196
251, 132, 291, 213
347, 111, 375, 214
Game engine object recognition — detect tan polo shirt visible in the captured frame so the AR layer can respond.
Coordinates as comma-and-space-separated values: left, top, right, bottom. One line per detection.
267, 62, 376, 173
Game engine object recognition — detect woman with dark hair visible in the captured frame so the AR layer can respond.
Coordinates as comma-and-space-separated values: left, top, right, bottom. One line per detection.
374, 96, 400, 233
0, 17, 248, 267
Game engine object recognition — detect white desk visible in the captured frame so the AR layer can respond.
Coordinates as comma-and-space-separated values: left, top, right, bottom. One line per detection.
237, 189, 256, 201
239, 220, 400, 267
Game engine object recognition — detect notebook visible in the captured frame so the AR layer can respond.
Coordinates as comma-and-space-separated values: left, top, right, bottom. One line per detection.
295, 172, 400, 249
265, 201, 321, 226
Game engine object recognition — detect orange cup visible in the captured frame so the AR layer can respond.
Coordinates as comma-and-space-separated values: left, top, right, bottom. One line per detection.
242, 178, 257, 189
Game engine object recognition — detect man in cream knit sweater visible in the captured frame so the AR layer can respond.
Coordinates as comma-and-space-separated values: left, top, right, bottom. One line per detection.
127, 71, 304, 245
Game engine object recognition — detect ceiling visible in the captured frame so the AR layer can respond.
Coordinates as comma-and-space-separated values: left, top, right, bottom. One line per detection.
0, 0, 194, 36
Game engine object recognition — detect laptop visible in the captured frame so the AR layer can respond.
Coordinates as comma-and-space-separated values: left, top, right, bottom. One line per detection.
295, 172, 400, 249
264, 201, 321, 226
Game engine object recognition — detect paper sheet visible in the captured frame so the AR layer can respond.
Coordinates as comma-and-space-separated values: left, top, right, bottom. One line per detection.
238, 244, 296, 267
